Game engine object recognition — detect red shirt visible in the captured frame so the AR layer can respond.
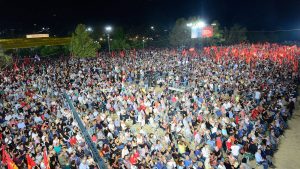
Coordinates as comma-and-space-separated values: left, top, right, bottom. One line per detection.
92, 135, 97, 142
129, 156, 137, 165
133, 151, 139, 158
69, 137, 77, 146
226, 141, 232, 150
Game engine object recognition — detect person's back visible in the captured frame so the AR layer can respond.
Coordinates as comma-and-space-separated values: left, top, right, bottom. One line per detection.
79, 160, 90, 169
240, 158, 251, 169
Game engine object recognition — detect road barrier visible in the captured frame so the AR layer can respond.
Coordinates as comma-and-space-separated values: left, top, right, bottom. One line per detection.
63, 92, 107, 169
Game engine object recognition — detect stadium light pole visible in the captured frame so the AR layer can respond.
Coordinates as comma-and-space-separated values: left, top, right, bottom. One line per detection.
105, 26, 112, 54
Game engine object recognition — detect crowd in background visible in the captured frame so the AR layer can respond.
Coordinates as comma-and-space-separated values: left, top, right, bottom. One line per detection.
0, 44, 299, 169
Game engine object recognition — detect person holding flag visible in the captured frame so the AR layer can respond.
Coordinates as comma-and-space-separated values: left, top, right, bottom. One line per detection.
2, 146, 18, 169
43, 149, 50, 169
26, 154, 36, 169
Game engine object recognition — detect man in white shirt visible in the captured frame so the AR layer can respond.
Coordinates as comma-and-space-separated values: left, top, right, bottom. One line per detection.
79, 158, 90, 169
254, 90, 261, 105
230, 143, 240, 158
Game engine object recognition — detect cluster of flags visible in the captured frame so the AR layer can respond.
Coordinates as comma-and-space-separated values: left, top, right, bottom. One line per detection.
109, 49, 137, 58
1, 145, 50, 169
2, 145, 19, 169
13, 56, 34, 72
203, 43, 300, 72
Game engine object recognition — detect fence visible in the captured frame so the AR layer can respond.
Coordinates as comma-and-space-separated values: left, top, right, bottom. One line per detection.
63, 92, 107, 169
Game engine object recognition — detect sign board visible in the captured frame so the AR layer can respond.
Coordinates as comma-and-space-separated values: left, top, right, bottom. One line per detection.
191, 26, 213, 38
191, 27, 202, 39
202, 26, 213, 38
26, 34, 49, 38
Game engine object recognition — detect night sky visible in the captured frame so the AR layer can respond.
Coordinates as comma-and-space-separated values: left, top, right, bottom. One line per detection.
1, 0, 300, 35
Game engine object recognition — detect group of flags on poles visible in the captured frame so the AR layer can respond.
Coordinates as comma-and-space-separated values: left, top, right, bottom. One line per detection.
203, 43, 300, 72
2, 145, 18, 169
1, 145, 50, 169
109, 49, 137, 58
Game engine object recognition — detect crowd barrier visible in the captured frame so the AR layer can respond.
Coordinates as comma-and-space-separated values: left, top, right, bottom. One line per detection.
63, 92, 107, 169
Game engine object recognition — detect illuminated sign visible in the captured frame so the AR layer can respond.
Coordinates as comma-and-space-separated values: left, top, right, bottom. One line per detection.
26, 34, 49, 38
202, 26, 213, 38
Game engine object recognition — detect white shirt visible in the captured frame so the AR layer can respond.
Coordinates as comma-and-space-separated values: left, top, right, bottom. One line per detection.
217, 164, 226, 169
167, 160, 176, 169
79, 163, 90, 169
231, 145, 240, 156
122, 148, 129, 158
255, 91, 261, 99
202, 147, 210, 158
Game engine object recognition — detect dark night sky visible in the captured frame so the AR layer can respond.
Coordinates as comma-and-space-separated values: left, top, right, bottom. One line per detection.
1, 0, 300, 35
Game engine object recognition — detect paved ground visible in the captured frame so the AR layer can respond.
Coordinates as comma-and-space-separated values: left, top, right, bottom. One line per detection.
273, 91, 300, 169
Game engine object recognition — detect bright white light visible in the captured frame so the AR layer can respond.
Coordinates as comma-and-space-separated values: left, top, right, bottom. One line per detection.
151, 26, 154, 30
87, 27, 93, 32
211, 23, 217, 26
187, 21, 206, 28
105, 26, 112, 32
196, 21, 206, 28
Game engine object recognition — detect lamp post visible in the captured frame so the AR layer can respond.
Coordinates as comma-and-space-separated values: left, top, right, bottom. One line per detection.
142, 39, 145, 49
105, 26, 112, 53
87, 27, 93, 32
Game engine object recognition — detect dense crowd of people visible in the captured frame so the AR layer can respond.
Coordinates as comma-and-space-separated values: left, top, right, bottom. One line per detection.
1, 43, 299, 169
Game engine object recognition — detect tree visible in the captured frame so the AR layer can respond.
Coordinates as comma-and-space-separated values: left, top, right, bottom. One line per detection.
169, 18, 191, 47
224, 24, 247, 44
39, 45, 69, 57
110, 27, 131, 50
0, 46, 12, 68
70, 24, 100, 58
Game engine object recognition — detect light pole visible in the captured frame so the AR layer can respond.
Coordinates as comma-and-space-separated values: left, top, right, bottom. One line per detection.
105, 26, 112, 53
142, 39, 145, 49
86, 27, 93, 32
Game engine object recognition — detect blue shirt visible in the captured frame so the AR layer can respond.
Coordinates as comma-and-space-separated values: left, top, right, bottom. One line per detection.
207, 139, 215, 148
184, 159, 192, 167
255, 152, 264, 163
194, 149, 201, 156
155, 161, 164, 169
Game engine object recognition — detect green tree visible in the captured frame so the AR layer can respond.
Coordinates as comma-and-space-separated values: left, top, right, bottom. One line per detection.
111, 27, 131, 50
0, 46, 12, 68
224, 24, 247, 44
169, 18, 191, 47
70, 24, 100, 58
39, 45, 69, 57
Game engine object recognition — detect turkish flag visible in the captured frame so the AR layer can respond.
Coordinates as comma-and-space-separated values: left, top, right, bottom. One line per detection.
111, 51, 115, 57
13, 63, 19, 72
24, 57, 30, 65
26, 154, 36, 169
120, 50, 125, 58
43, 149, 50, 169
4, 150, 18, 169
182, 49, 187, 57
1, 144, 5, 164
